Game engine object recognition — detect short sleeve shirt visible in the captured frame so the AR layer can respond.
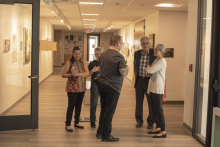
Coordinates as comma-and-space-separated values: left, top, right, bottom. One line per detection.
99, 49, 126, 93
88, 60, 100, 82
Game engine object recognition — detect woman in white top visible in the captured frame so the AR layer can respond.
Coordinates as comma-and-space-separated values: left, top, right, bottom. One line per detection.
146, 44, 167, 138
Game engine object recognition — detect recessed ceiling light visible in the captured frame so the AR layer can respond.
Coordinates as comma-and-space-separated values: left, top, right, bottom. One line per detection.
60, 20, 63, 23
83, 24, 95, 25
82, 19, 97, 21
79, 2, 103, 5
154, 3, 183, 8
81, 14, 99, 15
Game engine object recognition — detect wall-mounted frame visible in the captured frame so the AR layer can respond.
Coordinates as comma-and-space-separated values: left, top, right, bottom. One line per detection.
0, 0, 40, 131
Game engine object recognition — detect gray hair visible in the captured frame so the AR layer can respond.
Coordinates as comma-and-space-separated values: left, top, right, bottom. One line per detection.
140, 36, 150, 42
156, 44, 166, 56
94, 47, 104, 54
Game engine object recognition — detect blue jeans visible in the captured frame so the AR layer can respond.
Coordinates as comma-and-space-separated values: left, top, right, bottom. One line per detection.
90, 81, 100, 122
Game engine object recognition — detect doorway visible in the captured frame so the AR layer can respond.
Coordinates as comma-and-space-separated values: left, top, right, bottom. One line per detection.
87, 34, 100, 61
0, 0, 40, 131
193, 0, 220, 146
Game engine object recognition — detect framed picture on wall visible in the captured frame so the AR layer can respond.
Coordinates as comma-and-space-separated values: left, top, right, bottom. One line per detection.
149, 34, 155, 49
164, 48, 174, 58
3, 39, 10, 53
70, 35, 73, 41
12, 34, 18, 64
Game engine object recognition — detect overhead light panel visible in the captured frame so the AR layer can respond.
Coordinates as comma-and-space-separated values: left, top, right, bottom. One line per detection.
154, 3, 183, 8
81, 14, 99, 15
83, 24, 95, 25
79, 2, 103, 5
103, 22, 113, 32
82, 19, 97, 21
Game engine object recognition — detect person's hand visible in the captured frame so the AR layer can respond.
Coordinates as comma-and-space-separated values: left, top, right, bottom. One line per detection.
71, 70, 78, 77
92, 66, 99, 72
126, 65, 130, 71
147, 65, 151, 68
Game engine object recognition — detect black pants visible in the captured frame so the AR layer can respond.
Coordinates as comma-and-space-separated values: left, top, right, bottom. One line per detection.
97, 84, 120, 138
65, 92, 85, 126
151, 93, 166, 131
135, 76, 155, 125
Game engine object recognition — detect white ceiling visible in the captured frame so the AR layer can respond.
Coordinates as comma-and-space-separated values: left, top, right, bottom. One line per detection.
22, 0, 188, 32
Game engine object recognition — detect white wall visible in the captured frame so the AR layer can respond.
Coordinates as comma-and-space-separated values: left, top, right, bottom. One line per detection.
183, 0, 198, 128
0, 4, 54, 114
117, 11, 187, 101
39, 19, 54, 83
158, 11, 188, 101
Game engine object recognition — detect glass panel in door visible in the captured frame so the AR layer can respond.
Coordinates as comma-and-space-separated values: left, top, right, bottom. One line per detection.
89, 36, 98, 61
195, 0, 213, 141
0, 3, 32, 116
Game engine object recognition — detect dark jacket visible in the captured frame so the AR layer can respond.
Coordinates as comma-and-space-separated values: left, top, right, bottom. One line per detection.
134, 48, 156, 88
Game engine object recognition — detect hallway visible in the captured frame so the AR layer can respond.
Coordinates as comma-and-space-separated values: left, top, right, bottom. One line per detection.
0, 67, 203, 147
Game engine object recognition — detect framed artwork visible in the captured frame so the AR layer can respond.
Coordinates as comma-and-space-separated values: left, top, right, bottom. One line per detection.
70, 35, 73, 41
12, 34, 18, 64
78, 35, 82, 41
164, 48, 174, 58
65, 36, 69, 41
23, 27, 31, 64
149, 34, 155, 49
3, 39, 10, 53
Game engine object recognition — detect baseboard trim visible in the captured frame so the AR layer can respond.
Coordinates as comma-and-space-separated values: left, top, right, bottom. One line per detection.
0, 73, 53, 116
163, 101, 184, 104
183, 122, 192, 133
124, 77, 133, 85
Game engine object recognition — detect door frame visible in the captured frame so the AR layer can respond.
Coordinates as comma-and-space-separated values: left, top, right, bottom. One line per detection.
0, 0, 40, 131
193, 0, 220, 146
87, 34, 100, 61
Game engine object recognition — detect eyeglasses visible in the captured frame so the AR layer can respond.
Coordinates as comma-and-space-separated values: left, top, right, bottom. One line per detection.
119, 42, 124, 45
154, 48, 161, 51
141, 42, 149, 45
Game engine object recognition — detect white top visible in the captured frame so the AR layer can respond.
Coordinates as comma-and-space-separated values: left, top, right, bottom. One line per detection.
146, 58, 166, 94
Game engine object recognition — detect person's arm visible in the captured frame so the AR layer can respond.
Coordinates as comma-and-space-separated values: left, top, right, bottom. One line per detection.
62, 60, 74, 78
119, 65, 130, 77
76, 60, 89, 77
89, 66, 99, 76
146, 59, 165, 74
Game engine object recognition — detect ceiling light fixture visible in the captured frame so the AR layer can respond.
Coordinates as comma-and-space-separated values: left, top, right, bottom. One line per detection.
82, 19, 97, 21
83, 24, 95, 25
103, 21, 113, 32
60, 20, 63, 23
81, 14, 99, 15
154, 3, 183, 8
79, 2, 103, 5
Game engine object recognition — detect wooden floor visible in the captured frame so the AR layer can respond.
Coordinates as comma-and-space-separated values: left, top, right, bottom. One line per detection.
0, 67, 203, 147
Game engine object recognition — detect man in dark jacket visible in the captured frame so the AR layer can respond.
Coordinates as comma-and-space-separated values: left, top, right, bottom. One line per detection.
134, 36, 156, 129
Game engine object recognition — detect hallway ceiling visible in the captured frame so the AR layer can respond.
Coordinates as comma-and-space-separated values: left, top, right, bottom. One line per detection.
23, 0, 188, 32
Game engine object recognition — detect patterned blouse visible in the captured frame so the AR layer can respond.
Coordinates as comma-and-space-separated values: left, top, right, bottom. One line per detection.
66, 60, 86, 92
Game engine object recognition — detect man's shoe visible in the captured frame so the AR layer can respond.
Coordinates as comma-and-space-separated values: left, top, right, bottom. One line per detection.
74, 124, 84, 129
136, 123, 142, 128
101, 135, 119, 142
153, 133, 167, 138
96, 133, 102, 139
91, 122, 96, 128
147, 125, 153, 129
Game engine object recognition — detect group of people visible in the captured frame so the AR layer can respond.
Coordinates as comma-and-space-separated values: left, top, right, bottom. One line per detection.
61, 35, 167, 142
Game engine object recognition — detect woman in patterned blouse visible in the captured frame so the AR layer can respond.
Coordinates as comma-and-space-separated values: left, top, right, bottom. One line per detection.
62, 46, 89, 132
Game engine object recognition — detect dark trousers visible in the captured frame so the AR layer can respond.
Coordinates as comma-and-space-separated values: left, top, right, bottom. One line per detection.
90, 81, 100, 122
65, 92, 85, 126
135, 76, 155, 125
97, 84, 120, 138
151, 93, 166, 131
